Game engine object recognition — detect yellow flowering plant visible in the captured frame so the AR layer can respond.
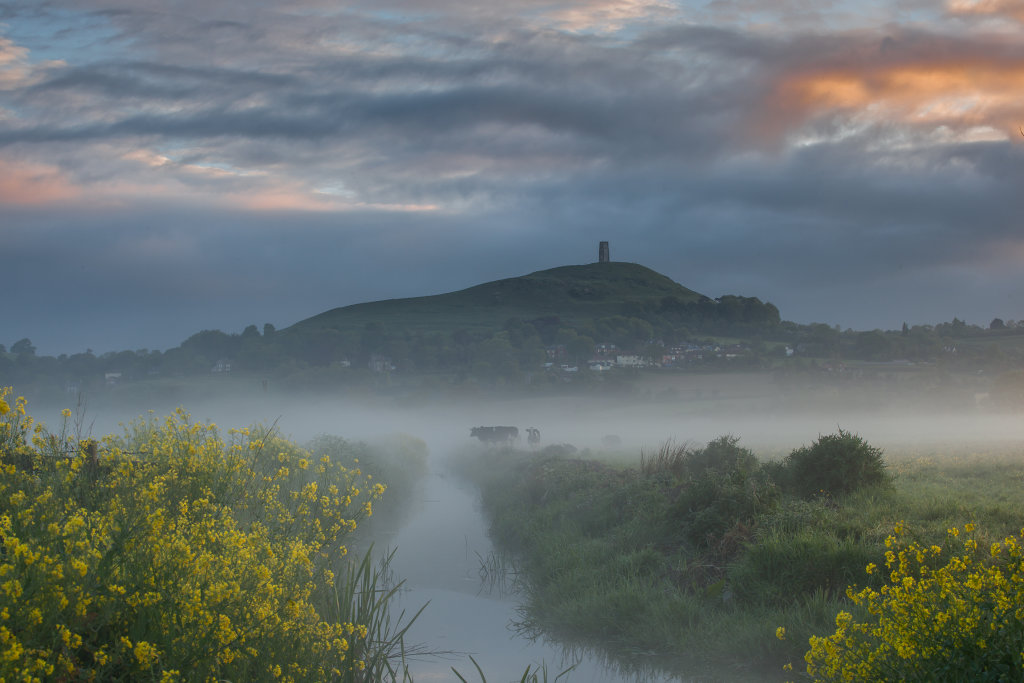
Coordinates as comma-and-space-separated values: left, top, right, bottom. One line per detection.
803, 522, 1024, 681
0, 388, 400, 682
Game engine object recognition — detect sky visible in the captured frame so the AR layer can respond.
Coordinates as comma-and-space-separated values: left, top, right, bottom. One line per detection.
3, 0, 1024, 356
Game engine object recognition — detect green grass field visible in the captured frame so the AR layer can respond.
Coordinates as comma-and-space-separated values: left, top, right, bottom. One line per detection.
452, 436, 1024, 681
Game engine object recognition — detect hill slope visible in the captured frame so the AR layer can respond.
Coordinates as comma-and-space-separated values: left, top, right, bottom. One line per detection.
288, 262, 709, 336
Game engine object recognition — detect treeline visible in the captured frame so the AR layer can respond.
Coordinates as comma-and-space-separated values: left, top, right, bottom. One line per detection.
5, 302, 1024, 396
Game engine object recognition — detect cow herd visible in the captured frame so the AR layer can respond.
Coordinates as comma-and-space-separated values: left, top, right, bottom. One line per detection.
470, 425, 541, 447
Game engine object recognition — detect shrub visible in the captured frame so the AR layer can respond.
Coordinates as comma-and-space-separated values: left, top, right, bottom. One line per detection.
0, 387, 405, 682
784, 429, 889, 498
803, 523, 1024, 681
642, 435, 758, 480
685, 435, 759, 476
669, 470, 778, 548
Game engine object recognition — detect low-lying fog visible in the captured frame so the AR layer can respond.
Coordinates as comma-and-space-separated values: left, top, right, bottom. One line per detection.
43, 372, 1022, 457
24, 372, 1024, 681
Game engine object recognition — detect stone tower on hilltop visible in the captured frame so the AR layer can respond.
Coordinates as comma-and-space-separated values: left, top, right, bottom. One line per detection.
598, 241, 610, 263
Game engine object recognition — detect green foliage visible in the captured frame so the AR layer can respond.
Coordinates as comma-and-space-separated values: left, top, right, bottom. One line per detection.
639, 436, 776, 548
685, 435, 760, 477
803, 523, 1024, 682
727, 529, 877, 606
641, 435, 758, 480
783, 429, 889, 499
456, 437, 1024, 681
668, 471, 778, 548
0, 388, 415, 682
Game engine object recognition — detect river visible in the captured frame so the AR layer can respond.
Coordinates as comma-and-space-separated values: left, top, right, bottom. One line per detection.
380, 451, 679, 683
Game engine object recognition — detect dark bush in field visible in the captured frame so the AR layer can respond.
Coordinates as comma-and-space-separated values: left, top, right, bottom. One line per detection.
664, 437, 778, 547
641, 435, 758, 480
669, 467, 779, 547
783, 429, 889, 498
685, 435, 759, 476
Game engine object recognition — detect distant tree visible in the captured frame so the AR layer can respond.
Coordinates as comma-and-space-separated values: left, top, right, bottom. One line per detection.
990, 318, 1006, 330
805, 323, 840, 357
854, 330, 892, 361
263, 323, 276, 338
242, 324, 260, 339
11, 338, 35, 356
901, 322, 909, 336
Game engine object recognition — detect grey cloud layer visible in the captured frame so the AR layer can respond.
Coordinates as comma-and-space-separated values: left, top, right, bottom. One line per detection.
3, 0, 1024, 354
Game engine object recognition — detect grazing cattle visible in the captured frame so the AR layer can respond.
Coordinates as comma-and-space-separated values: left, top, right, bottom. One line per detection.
471, 426, 519, 445
526, 428, 541, 448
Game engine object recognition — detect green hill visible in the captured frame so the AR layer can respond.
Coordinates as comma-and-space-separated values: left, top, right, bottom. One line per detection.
288, 262, 709, 337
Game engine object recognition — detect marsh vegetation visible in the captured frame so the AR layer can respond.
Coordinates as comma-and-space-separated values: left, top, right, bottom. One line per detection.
3, 378, 1024, 681
453, 432, 1024, 681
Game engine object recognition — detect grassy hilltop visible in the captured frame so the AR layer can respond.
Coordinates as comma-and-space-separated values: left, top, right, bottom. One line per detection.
289, 261, 708, 337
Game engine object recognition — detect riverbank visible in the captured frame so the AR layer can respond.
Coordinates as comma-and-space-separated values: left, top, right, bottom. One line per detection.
452, 436, 1024, 680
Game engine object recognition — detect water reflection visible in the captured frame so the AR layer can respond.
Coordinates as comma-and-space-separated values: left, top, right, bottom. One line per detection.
381, 454, 682, 683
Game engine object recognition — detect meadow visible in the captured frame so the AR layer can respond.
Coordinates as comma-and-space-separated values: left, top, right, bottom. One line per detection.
4, 378, 1024, 682
453, 432, 1024, 681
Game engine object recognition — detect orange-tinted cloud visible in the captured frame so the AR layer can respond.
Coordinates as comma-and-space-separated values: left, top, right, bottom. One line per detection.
947, 0, 1024, 23
542, 0, 677, 33
755, 44, 1024, 144
228, 188, 440, 213
0, 158, 81, 205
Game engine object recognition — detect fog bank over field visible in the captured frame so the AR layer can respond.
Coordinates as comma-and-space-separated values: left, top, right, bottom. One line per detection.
18, 372, 1024, 681
48, 372, 1022, 459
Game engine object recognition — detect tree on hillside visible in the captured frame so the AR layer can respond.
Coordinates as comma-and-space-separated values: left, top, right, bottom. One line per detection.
566, 334, 596, 367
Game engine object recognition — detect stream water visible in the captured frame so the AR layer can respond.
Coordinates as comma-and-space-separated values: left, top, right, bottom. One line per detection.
380, 453, 679, 683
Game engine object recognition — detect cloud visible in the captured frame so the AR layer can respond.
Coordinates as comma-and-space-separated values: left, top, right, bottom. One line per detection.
0, 35, 64, 89
0, 157, 81, 204
757, 29, 1024, 143
3, 0, 1024, 355
947, 0, 1024, 23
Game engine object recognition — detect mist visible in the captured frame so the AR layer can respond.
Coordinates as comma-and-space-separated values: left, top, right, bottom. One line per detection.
12, 362, 1023, 680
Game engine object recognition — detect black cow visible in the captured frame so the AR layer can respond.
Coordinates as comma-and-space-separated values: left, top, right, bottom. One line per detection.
470, 426, 519, 444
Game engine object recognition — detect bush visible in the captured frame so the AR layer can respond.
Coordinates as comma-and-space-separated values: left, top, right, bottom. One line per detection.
0, 387, 408, 682
641, 435, 758, 480
685, 435, 759, 476
669, 466, 778, 547
803, 523, 1024, 681
784, 429, 889, 499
